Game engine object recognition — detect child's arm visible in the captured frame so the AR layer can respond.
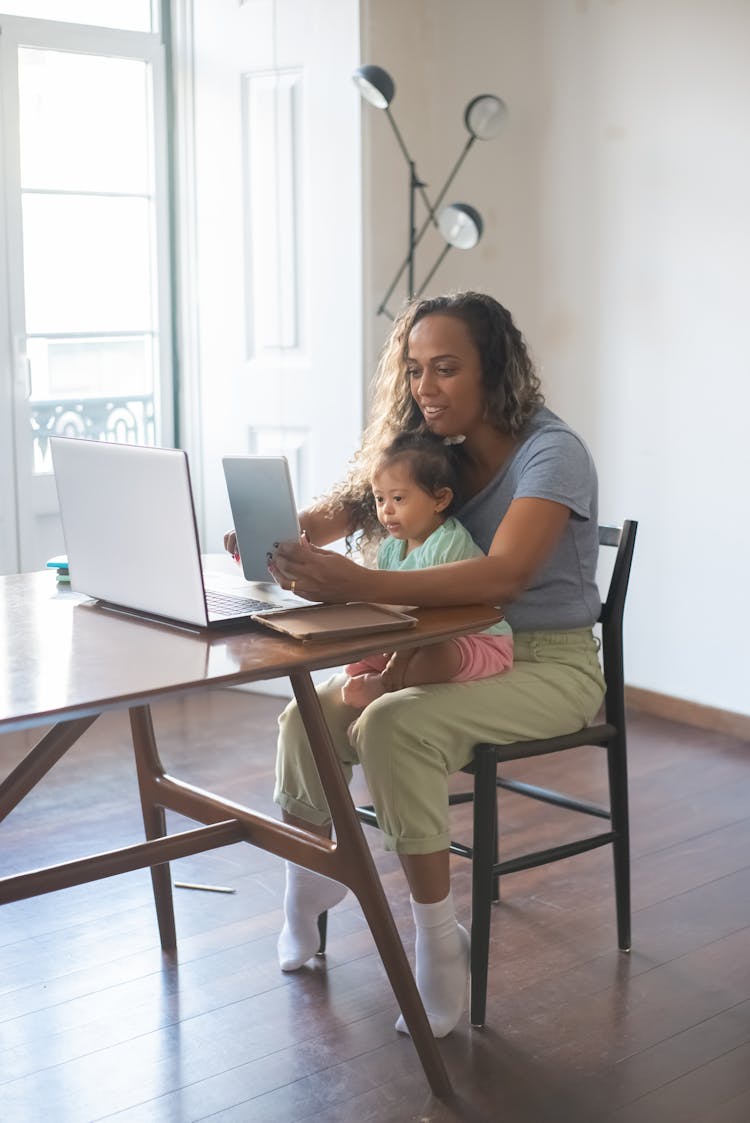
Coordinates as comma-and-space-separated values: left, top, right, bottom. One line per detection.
342, 641, 465, 708
381, 643, 464, 691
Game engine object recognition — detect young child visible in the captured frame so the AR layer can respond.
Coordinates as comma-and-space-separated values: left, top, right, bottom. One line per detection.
341, 431, 514, 708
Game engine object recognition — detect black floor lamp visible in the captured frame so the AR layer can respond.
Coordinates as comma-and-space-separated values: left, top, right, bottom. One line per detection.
353, 64, 507, 319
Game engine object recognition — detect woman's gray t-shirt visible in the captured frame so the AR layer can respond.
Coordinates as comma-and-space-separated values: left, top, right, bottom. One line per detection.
456, 406, 600, 632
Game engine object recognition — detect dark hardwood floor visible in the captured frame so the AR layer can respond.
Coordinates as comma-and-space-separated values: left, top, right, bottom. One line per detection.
1, 689, 749, 1122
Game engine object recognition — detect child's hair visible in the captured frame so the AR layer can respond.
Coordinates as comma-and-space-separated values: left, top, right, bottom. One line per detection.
371, 431, 462, 519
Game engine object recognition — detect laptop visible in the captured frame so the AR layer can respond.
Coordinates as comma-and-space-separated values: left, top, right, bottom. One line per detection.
49, 436, 300, 631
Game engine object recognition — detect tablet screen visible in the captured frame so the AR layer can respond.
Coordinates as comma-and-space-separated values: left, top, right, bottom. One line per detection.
222, 456, 300, 582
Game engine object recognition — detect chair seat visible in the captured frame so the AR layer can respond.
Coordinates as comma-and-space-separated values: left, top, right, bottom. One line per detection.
460, 722, 618, 768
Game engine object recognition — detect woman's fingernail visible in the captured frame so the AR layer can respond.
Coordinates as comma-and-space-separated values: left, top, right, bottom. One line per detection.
234, 552, 240, 562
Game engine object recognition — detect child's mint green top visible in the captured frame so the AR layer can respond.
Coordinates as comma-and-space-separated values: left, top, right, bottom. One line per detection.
376, 516, 511, 637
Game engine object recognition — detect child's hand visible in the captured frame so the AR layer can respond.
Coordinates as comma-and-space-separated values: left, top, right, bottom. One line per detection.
223, 530, 240, 563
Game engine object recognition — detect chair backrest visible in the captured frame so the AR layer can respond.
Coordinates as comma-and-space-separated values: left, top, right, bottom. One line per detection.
598, 521, 638, 730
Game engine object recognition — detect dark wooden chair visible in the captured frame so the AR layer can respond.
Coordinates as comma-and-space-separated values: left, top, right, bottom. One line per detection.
446, 519, 638, 1026
321, 520, 637, 1029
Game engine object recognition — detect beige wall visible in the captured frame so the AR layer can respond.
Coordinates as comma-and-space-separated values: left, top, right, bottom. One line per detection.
360, 0, 750, 716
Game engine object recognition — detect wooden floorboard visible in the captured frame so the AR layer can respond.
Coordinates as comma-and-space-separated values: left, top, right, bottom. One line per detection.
1, 689, 749, 1122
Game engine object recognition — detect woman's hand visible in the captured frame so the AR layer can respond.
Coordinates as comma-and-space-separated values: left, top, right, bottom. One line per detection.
269, 533, 371, 602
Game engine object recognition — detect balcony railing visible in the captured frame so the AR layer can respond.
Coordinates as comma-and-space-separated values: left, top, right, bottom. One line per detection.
31, 394, 155, 472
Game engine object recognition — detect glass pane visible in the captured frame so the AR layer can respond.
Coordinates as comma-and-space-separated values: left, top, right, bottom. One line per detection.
19, 50, 152, 195
22, 194, 155, 335
27, 336, 155, 400
16, 45, 162, 476
28, 337, 156, 472
0, 2, 154, 32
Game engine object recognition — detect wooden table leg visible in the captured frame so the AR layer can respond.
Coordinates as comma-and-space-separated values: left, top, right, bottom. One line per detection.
129, 705, 177, 951
0, 716, 98, 825
125, 682, 451, 1097
289, 671, 452, 1099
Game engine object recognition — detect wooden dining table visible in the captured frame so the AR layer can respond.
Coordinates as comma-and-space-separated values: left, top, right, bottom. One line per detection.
0, 568, 502, 1097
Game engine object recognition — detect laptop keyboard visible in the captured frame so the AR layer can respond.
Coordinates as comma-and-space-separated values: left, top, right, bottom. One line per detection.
205, 589, 283, 617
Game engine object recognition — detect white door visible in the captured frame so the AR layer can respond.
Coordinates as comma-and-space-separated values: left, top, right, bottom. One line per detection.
180, 0, 363, 551
0, 12, 173, 574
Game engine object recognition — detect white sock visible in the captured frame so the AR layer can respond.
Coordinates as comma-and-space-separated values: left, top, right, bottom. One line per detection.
395, 891, 470, 1038
277, 862, 348, 971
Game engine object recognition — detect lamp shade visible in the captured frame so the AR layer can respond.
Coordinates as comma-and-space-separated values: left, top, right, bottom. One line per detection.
352, 64, 395, 109
464, 94, 507, 140
438, 203, 483, 249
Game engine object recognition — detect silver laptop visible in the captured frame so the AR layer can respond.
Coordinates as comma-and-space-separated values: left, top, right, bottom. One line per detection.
49, 436, 298, 630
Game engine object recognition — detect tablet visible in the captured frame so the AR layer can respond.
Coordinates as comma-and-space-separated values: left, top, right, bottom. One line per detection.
222, 455, 301, 582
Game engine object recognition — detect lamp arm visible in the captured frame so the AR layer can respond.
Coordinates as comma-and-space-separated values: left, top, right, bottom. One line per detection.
407, 161, 418, 298
429, 135, 475, 214
415, 243, 452, 299
375, 134, 476, 315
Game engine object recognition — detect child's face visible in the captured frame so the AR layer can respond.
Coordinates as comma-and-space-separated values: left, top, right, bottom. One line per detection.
371, 461, 450, 547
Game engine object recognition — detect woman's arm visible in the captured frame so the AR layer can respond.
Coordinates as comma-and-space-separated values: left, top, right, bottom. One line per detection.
270, 497, 570, 606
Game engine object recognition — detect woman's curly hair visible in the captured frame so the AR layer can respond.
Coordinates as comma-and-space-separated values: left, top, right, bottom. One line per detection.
316, 291, 544, 548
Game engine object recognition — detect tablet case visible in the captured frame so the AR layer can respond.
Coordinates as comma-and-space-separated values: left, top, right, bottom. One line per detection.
250, 602, 418, 642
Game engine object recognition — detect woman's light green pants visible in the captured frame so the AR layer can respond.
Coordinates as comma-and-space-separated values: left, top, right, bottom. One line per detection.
274, 628, 606, 855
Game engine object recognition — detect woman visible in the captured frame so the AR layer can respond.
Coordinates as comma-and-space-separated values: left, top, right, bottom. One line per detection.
237, 291, 606, 1038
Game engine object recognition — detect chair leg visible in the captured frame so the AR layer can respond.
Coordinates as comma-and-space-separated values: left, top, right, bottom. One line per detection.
469, 745, 498, 1028
317, 910, 328, 954
492, 781, 500, 903
607, 735, 631, 951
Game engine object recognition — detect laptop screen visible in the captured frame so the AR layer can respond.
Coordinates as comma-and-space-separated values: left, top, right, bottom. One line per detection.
50, 437, 210, 628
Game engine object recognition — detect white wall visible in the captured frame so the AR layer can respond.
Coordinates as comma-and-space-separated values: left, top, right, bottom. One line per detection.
360, 0, 750, 716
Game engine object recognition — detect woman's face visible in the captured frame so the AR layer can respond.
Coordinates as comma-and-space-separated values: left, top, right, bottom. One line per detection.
406, 314, 485, 439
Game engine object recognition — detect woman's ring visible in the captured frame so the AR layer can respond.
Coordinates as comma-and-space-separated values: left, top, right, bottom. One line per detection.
291, 579, 296, 594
